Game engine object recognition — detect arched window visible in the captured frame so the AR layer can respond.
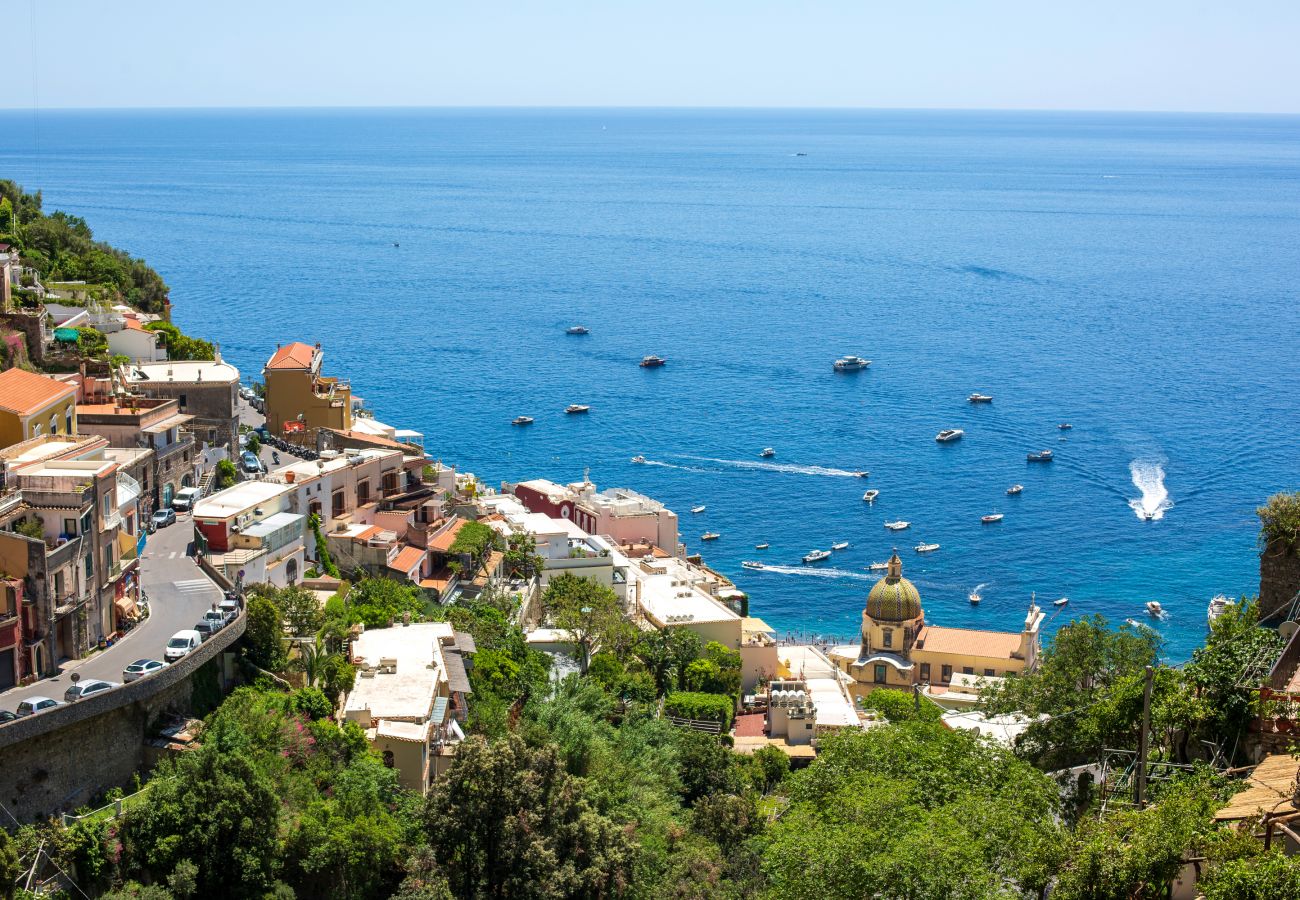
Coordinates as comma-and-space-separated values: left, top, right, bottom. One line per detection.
65, 409, 74, 434
32, 423, 42, 438
50, 415, 59, 435
286, 558, 299, 584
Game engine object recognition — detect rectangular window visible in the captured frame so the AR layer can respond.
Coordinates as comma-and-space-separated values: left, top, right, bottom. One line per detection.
882, 629, 892, 648
178, 393, 187, 409
81, 511, 92, 533
332, 491, 346, 517
357, 481, 370, 504
919, 663, 931, 682
984, 668, 996, 677
962, 666, 974, 676
873, 664, 887, 684
54, 571, 65, 597
64, 518, 76, 536
941, 665, 953, 683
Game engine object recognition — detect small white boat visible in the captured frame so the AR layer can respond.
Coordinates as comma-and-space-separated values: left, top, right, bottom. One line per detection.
1058, 423, 1073, 430
914, 543, 940, 553
701, 532, 720, 541
691, 505, 706, 514
936, 429, 964, 443
741, 561, 764, 570
1007, 484, 1024, 496
969, 591, 981, 605
565, 404, 590, 414
1207, 595, 1235, 626
981, 513, 1004, 524
833, 355, 871, 372
831, 541, 849, 551
631, 455, 646, 463
1027, 449, 1053, 462
803, 549, 831, 564
1125, 617, 1143, 629
1143, 510, 1156, 521
868, 562, 889, 571
759, 448, 775, 458
854, 471, 870, 478
884, 520, 910, 531
1146, 601, 1163, 617
511, 416, 534, 426
754, 542, 769, 550
968, 393, 993, 403
566, 325, 590, 335
862, 489, 880, 502
1054, 597, 1069, 607
639, 355, 667, 368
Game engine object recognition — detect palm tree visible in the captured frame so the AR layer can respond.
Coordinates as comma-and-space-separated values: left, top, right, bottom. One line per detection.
292, 632, 341, 687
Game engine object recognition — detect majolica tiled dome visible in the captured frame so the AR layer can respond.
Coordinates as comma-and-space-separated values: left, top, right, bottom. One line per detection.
866, 552, 922, 622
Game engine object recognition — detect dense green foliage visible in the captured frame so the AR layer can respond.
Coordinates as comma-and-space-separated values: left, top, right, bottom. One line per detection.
144, 321, 214, 361
214, 458, 237, 490
1259, 490, 1300, 551
347, 577, 428, 628
447, 520, 501, 570
309, 512, 342, 578
543, 573, 626, 673
664, 692, 736, 729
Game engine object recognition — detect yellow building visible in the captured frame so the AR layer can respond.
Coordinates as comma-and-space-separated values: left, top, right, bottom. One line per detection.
0, 368, 78, 450
829, 551, 1043, 702
262, 341, 352, 442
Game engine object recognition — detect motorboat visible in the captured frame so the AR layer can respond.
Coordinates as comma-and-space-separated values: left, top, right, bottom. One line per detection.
914, 543, 940, 553
936, 429, 964, 443
968, 393, 993, 403
1207, 594, 1235, 626
759, 448, 776, 458
754, 542, 769, 550
868, 562, 889, 571
803, 549, 831, 564
565, 404, 590, 414
854, 471, 870, 478
1146, 601, 1163, 617
1007, 484, 1024, 496
566, 325, 590, 335
691, 505, 707, 514
969, 590, 981, 605
1125, 618, 1143, 629
884, 520, 910, 531
701, 532, 720, 541
832, 541, 849, 551
862, 489, 880, 502
631, 455, 647, 463
741, 561, 765, 570
1143, 510, 1156, 521
1026, 449, 1053, 462
1058, 423, 1073, 430
981, 513, 1004, 524
511, 416, 534, 426
639, 355, 667, 368
1054, 597, 1069, 607
833, 355, 871, 372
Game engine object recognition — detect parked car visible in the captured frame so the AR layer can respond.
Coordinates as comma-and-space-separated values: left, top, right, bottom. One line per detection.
64, 679, 119, 702
151, 508, 177, 529
201, 609, 228, 632
240, 451, 262, 474
171, 487, 202, 512
217, 598, 241, 622
122, 658, 166, 683
193, 619, 222, 641
0, 710, 17, 723
164, 630, 202, 662
16, 696, 64, 717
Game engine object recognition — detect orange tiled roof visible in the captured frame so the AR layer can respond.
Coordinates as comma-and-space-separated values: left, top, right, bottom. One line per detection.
0, 368, 77, 416
389, 545, 426, 573
265, 342, 317, 370
916, 625, 1023, 660
428, 518, 468, 552
319, 427, 411, 451
123, 318, 148, 332
354, 525, 384, 541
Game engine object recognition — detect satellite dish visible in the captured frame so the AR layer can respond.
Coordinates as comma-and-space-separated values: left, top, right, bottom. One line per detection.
1280, 621, 1299, 642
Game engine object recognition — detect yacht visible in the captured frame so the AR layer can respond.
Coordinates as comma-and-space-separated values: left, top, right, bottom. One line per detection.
1207, 595, 1235, 626
1026, 449, 1053, 462
565, 404, 590, 414
741, 561, 765, 570
1007, 484, 1024, 496
691, 505, 706, 514
803, 549, 832, 564
511, 416, 534, 426
884, 520, 910, 531
981, 513, 1004, 524
832, 541, 849, 551
1054, 597, 1069, 607
759, 448, 776, 458
862, 489, 880, 502
914, 542, 940, 553
754, 542, 770, 550
701, 532, 720, 541
639, 355, 667, 368
968, 393, 993, 403
1058, 423, 1073, 430
868, 562, 890, 571
1146, 600, 1164, 618
969, 590, 982, 605
565, 325, 590, 335
936, 429, 964, 443
833, 355, 871, 372
631, 455, 647, 464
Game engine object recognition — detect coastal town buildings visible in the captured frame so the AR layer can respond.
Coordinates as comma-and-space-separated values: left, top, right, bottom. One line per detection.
0, 368, 78, 449
510, 477, 681, 555
76, 396, 197, 512
120, 356, 240, 451
263, 341, 352, 444
0, 243, 15, 309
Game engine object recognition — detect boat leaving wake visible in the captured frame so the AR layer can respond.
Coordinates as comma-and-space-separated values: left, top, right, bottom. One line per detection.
636, 458, 716, 475
741, 564, 877, 582
681, 456, 865, 478
1128, 459, 1173, 521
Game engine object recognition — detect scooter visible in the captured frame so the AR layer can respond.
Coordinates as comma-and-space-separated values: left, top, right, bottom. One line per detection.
272, 452, 280, 465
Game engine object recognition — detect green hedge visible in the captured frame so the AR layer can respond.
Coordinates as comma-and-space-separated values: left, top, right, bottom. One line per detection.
664, 691, 734, 730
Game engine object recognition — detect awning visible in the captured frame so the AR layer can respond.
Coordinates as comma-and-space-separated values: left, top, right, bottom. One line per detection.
453, 631, 477, 654
442, 650, 472, 694
53, 327, 81, 343
142, 413, 195, 434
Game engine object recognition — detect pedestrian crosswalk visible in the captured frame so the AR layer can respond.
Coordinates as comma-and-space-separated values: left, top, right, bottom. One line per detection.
172, 579, 215, 594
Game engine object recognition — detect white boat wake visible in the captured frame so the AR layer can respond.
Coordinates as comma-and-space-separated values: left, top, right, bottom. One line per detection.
1128, 459, 1173, 521
681, 456, 865, 478
741, 564, 878, 582
971, 582, 989, 597
637, 458, 716, 474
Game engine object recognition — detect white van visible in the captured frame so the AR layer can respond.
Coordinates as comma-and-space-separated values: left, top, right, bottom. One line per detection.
164, 630, 203, 662
171, 487, 202, 512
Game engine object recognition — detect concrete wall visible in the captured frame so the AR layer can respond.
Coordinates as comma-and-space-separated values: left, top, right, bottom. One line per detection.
1260, 541, 1300, 624
0, 612, 244, 823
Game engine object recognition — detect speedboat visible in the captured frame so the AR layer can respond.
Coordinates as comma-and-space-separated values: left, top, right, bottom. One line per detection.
1143, 510, 1156, 521
566, 325, 590, 335
803, 549, 831, 564
936, 429, 964, 443
1207, 594, 1235, 626
914, 543, 940, 553
511, 416, 534, 426
639, 355, 667, 368
754, 542, 769, 550
691, 505, 706, 514
968, 393, 993, 403
701, 532, 720, 541
884, 520, 910, 531
1146, 601, 1163, 617
1026, 449, 1053, 462
862, 489, 880, 502
565, 404, 590, 414
969, 591, 981, 605
1007, 484, 1024, 496
759, 448, 776, 458
868, 562, 889, 571
833, 355, 871, 372
741, 561, 765, 570
1058, 423, 1073, 430
854, 471, 870, 478
1125, 618, 1143, 629
981, 513, 1004, 524
1054, 597, 1069, 607
631, 455, 647, 463
831, 541, 849, 551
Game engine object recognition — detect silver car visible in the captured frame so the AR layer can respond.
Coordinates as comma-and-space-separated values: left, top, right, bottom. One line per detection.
122, 659, 166, 683
64, 679, 119, 702
16, 696, 64, 717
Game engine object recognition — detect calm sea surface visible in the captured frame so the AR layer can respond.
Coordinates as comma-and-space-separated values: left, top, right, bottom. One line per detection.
2, 108, 1298, 659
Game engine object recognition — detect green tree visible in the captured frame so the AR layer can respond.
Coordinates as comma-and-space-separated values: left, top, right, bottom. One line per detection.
309, 512, 341, 578
860, 687, 943, 724
348, 577, 426, 627
448, 520, 503, 573
244, 594, 287, 671
674, 729, 741, 804
278, 584, 324, 637
502, 532, 544, 581
214, 458, 237, 490
747, 744, 791, 794
1258, 490, 1300, 552
145, 321, 214, 361
1202, 847, 1300, 900
684, 641, 742, 696
74, 326, 108, 357
0, 827, 22, 900
545, 573, 625, 674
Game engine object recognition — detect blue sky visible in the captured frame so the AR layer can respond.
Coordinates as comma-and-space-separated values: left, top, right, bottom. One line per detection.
7, 1, 1299, 112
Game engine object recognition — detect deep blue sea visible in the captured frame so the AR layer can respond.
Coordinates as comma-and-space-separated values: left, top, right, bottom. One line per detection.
3, 108, 1298, 660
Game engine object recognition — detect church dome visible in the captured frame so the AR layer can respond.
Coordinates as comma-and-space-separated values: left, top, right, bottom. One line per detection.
866, 552, 922, 622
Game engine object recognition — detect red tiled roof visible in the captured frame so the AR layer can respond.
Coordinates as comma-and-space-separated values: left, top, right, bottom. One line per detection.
389, 545, 426, 573
123, 318, 148, 332
916, 625, 1023, 660
428, 518, 468, 552
0, 368, 77, 416
265, 342, 316, 370
733, 713, 766, 738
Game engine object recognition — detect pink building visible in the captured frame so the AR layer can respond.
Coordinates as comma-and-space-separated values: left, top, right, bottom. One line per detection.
511, 478, 679, 553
